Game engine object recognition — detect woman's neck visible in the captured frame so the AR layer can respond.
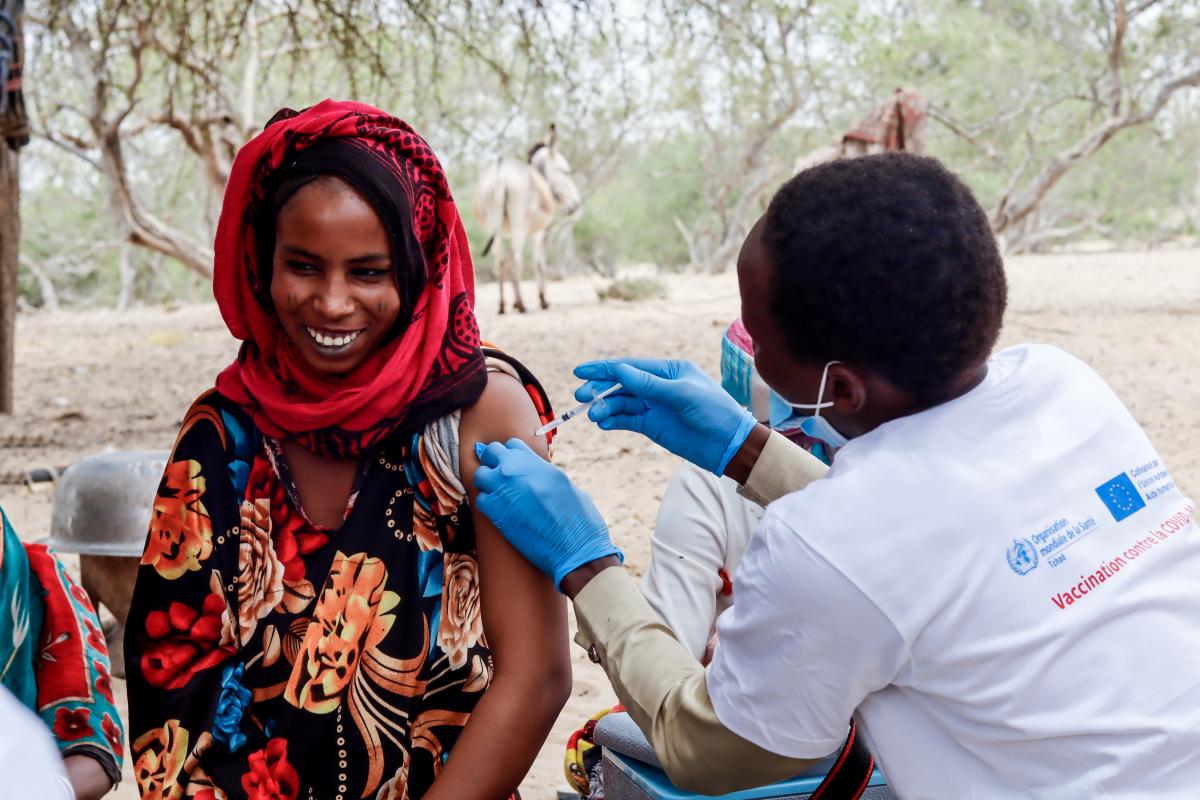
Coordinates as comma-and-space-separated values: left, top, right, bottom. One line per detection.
279, 439, 360, 530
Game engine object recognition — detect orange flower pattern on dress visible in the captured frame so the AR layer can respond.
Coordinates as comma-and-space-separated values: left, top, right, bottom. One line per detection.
143, 459, 214, 580
133, 719, 189, 800
411, 506, 442, 553
438, 554, 484, 670
284, 551, 399, 714
126, 356, 552, 799
233, 498, 286, 645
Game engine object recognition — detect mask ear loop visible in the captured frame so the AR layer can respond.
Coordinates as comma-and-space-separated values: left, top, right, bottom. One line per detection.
813, 360, 842, 419
787, 360, 842, 414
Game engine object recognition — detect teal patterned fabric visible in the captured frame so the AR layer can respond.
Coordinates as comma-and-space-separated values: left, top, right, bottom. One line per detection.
0, 507, 41, 709
0, 504, 124, 786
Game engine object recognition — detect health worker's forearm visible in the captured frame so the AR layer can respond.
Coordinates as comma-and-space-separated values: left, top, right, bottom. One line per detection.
571, 566, 820, 795
731, 428, 830, 507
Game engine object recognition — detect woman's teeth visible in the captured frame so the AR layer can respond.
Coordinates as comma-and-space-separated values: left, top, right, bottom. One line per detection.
306, 326, 361, 348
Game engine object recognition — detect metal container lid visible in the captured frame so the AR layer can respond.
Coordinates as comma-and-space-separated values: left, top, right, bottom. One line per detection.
47, 450, 169, 557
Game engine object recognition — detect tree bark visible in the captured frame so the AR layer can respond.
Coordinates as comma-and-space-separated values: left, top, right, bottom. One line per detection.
117, 243, 135, 311
0, 142, 17, 413
1193, 145, 1200, 237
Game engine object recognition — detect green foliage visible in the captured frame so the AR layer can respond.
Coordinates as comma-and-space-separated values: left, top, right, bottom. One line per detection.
574, 137, 707, 269
13, 0, 1200, 308
858, 0, 1200, 242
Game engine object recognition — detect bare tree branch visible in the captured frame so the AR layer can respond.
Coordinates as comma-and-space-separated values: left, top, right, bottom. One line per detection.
991, 0, 1200, 241
672, 215, 701, 268
1007, 211, 1110, 255
19, 256, 60, 311
926, 104, 1004, 163
994, 68, 1200, 235
29, 127, 102, 170
46, 8, 215, 277
1105, 0, 1128, 116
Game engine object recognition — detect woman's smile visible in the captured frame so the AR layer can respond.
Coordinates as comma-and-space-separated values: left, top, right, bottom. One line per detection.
305, 325, 366, 352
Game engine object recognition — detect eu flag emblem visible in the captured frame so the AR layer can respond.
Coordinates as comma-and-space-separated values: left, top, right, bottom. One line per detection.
1095, 473, 1146, 522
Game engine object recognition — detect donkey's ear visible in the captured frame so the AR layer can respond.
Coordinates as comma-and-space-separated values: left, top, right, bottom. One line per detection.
545, 122, 557, 148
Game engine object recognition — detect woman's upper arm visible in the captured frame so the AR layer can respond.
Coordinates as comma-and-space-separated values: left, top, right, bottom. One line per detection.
458, 372, 568, 672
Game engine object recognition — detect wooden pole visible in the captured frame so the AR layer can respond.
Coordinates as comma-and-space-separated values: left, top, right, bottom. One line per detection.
0, 139, 16, 413
0, 7, 26, 416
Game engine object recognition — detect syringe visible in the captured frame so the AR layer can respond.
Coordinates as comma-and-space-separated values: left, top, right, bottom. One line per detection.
535, 383, 623, 437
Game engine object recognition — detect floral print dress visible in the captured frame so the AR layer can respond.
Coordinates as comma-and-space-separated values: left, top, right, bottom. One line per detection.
125, 352, 553, 800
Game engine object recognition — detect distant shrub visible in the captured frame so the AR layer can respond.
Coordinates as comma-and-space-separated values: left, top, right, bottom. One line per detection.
596, 276, 667, 302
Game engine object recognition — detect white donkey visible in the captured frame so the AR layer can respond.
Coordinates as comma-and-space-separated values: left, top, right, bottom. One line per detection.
475, 123, 582, 313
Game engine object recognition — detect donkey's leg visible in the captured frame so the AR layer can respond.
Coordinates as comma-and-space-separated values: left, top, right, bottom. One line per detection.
532, 229, 550, 309
496, 239, 507, 315
509, 229, 528, 313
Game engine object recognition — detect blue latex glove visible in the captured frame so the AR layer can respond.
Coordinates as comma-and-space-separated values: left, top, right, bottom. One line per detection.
574, 358, 757, 475
473, 440, 623, 591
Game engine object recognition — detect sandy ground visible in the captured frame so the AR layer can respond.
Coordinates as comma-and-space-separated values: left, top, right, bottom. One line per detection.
1, 249, 1198, 799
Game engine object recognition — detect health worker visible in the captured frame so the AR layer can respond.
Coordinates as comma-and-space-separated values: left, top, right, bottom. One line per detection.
473, 153, 1200, 799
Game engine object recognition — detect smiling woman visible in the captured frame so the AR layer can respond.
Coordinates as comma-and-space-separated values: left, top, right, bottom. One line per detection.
124, 100, 572, 800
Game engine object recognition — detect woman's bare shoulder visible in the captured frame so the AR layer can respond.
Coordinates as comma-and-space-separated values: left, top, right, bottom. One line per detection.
459, 370, 549, 459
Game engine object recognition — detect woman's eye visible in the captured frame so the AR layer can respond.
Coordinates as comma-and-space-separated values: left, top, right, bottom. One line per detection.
354, 267, 392, 279
285, 260, 318, 273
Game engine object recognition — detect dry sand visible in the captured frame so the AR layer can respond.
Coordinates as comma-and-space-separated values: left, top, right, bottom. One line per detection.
0, 249, 1197, 799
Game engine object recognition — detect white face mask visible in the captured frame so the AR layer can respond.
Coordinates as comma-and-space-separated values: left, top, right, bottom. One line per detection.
782, 360, 849, 449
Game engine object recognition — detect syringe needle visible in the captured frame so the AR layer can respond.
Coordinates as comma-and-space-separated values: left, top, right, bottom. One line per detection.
535, 383, 622, 437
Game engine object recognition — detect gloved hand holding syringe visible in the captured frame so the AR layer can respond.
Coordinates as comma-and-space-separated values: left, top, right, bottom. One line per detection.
478, 358, 758, 589
535, 383, 623, 437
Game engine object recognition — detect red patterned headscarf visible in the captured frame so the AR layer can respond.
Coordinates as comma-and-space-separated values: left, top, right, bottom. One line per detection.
213, 100, 486, 458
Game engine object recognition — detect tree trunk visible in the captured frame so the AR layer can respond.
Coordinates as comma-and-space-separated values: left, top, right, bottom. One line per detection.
117, 243, 135, 311
1193, 146, 1200, 237
97, 128, 214, 278
0, 143, 17, 413
703, 167, 777, 274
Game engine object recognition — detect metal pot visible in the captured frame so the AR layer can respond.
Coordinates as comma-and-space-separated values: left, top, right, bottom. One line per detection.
46, 449, 169, 678
47, 449, 168, 557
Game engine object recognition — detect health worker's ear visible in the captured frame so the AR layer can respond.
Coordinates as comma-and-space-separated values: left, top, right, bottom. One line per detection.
825, 363, 870, 415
